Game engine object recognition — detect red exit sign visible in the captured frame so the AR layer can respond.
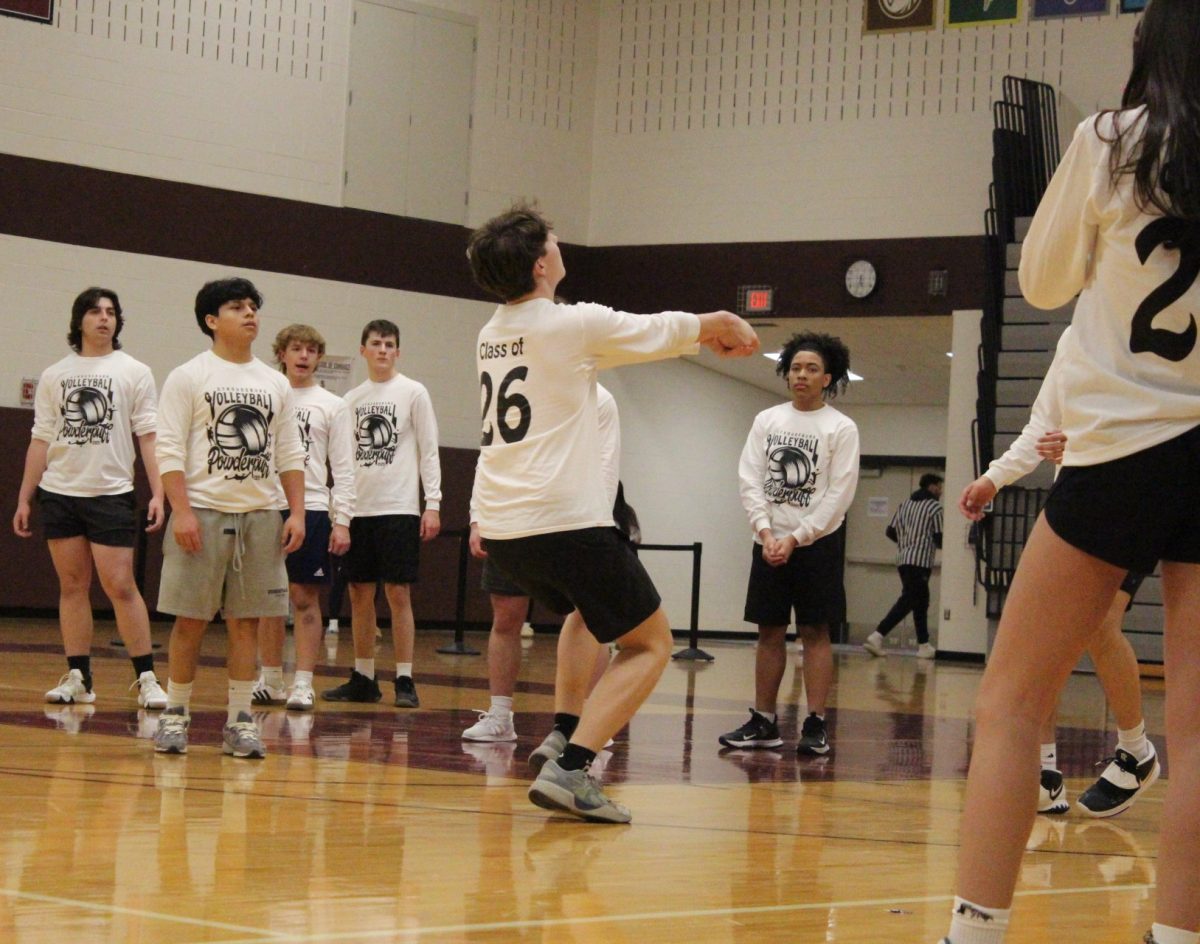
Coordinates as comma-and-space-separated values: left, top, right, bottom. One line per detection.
737, 285, 774, 315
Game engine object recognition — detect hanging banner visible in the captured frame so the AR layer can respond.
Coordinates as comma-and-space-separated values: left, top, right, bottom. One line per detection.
0, 0, 52, 23
1032, 0, 1108, 17
1119, 0, 1145, 10
864, 0, 937, 33
946, 0, 1022, 26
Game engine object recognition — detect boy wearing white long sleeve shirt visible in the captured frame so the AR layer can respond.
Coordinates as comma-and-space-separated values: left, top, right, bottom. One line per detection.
723, 332, 860, 757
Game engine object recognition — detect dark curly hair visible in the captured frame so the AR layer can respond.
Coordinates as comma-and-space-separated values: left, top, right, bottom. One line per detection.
466, 203, 553, 302
194, 278, 263, 338
775, 332, 852, 400
68, 288, 124, 352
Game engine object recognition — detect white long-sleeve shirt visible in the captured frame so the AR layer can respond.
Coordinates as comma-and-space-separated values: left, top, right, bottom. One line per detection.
156, 350, 305, 513
473, 300, 700, 539
984, 328, 1069, 491
32, 350, 157, 497
1019, 108, 1200, 466
344, 374, 442, 517
739, 402, 860, 547
271, 383, 356, 525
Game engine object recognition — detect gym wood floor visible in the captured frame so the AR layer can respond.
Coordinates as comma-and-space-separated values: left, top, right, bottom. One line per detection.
0, 618, 1164, 943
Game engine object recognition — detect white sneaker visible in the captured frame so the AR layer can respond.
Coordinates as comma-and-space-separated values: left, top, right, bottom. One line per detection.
251, 675, 286, 706
45, 669, 96, 704
862, 631, 885, 657
462, 707, 518, 742
1038, 768, 1069, 814
131, 671, 168, 709
916, 642, 937, 660
286, 682, 315, 712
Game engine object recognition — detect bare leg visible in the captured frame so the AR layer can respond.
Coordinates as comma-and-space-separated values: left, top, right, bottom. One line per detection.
166, 617, 209, 686
796, 623, 832, 715
570, 607, 672, 752
225, 617, 259, 683
258, 616, 286, 668
555, 611, 600, 716
586, 640, 611, 696
1088, 590, 1144, 731
488, 594, 527, 698
91, 544, 153, 658
290, 584, 324, 675
46, 537, 95, 657
1153, 561, 1200, 931
955, 517, 1121, 908
754, 624, 787, 713
348, 582, 378, 662
384, 583, 414, 668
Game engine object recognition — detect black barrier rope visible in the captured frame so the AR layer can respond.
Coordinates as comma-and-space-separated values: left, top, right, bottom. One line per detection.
634, 542, 711, 662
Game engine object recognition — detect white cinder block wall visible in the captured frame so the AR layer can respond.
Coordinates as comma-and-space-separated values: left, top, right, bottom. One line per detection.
0, 1, 1144, 633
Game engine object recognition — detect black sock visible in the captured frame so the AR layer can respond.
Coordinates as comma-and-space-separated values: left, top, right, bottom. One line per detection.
553, 713, 580, 739
557, 743, 596, 772
67, 655, 92, 689
131, 654, 155, 678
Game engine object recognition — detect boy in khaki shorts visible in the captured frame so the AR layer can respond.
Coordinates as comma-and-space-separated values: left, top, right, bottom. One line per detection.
153, 277, 306, 758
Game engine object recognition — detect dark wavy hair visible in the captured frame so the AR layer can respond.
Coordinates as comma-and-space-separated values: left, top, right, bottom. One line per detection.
68, 287, 124, 352
1102, 0, 1200, 220
466, 203, 553, 302
776, 332, 852, 399
194, 278, 263, 338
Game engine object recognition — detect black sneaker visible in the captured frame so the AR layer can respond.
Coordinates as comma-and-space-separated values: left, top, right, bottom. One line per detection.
718, 710, 783, 749
394, 675, 420, 708
320, 670, 382, 703
1037, 768, 1069, 814
797, 713, 830, 756
1076, 745, 1160, 818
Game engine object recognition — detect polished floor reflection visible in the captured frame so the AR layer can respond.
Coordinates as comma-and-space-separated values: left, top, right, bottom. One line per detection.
0, 619, 1165, 943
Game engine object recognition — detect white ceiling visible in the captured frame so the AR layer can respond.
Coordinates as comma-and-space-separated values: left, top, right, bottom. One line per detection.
693, 315, 954, 407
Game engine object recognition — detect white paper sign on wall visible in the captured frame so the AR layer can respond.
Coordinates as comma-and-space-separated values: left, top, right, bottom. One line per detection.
867, 497, 890, 518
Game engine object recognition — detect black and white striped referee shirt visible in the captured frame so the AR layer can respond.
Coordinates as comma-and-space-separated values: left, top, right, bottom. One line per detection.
886, 490, 943, 569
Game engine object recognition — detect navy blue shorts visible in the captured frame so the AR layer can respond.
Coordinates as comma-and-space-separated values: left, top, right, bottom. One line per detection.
483, 527, 660, 644
282, 510, 333, 584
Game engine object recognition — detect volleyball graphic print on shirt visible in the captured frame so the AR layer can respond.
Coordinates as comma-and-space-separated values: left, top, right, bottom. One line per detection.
295, 407, 314, 466
764, 432, 820, 507
204, 388, 274, 481
58, 375, 116, 445
354, 402, 399, 466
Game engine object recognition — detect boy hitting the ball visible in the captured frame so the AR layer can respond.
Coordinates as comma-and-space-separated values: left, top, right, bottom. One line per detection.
153, 277, 306, 758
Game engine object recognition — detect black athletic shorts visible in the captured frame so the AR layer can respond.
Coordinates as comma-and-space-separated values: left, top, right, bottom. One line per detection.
1120, 570, 1147, 607
342, 514, 420, 584
744, 525, 846, 628
481, 557, 526, 597
483, 527, 661, 644
1043, 423, 1200, 575
37, 488, 137, 547
282, 510, 333, 585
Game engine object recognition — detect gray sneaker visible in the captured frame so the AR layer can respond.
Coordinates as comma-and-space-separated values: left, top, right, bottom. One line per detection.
222, 711, 266, 759
153, 706, 189, 754
528, 729, 568, 772
528, 759, 631, 824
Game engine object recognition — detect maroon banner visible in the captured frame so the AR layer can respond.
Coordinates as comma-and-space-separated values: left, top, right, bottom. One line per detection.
1, 0, 53, 24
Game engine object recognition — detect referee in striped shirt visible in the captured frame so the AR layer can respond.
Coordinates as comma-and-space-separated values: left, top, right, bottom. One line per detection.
864, 473, 943, 660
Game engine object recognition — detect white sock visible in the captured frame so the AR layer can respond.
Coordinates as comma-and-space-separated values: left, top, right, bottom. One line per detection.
948, 897, 1011, 944
1040, 743, 1057, 771
355, 658, 375, 679
166, 680, 193, 712
1117, 721, 1151, 761
490, 695, 513, 717
293, 670, 314, 689
396, 662, 413, 679
262, 665, 284, 689
227, 679, 254, 724
753, 708, 777, 724
1150, 925, 1200, 944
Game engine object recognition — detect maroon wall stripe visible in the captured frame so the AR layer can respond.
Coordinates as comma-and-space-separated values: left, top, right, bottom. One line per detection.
0, 152, 985, 316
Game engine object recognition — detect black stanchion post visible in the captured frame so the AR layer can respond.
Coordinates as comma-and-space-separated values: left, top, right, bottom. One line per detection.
437, 527, 480, 656
671, 541, 713, 662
